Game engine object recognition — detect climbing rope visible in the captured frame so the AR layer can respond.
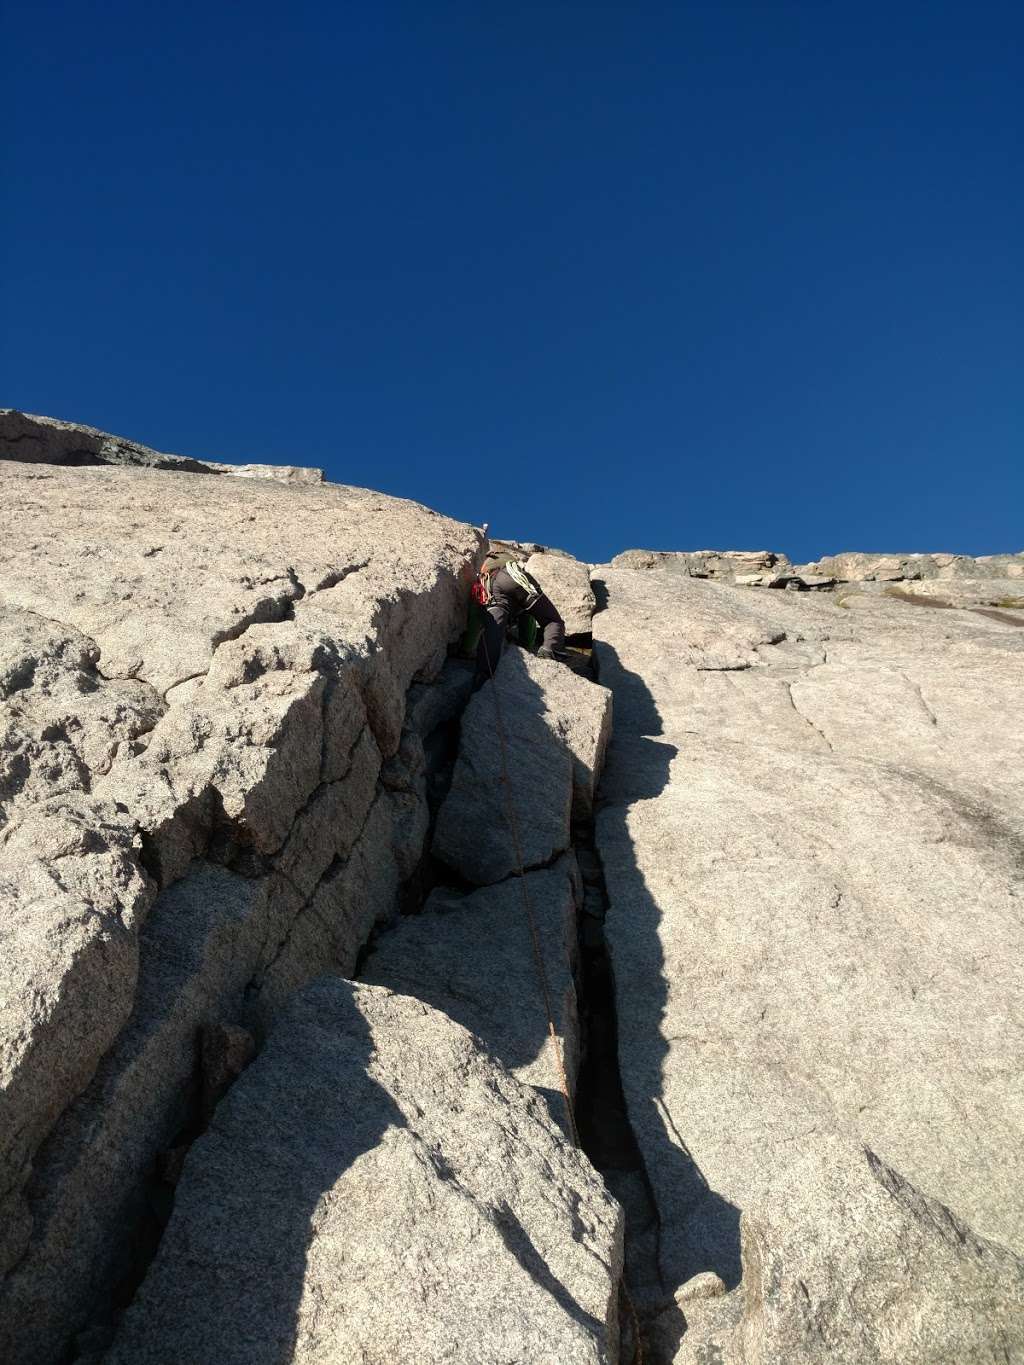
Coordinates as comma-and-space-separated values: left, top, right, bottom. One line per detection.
481, 630, 644, 1365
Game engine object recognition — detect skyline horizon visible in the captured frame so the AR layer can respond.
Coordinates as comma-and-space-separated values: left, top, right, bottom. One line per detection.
4, 403, 1020, 567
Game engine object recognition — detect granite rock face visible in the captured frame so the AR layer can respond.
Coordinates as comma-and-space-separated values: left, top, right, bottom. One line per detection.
810, 548, 1024, 582
661, 1140, 1024, 1365
8, 411, 1024, 1365
433, 647, 612, 884
0, 430, 483, 1361
610, 548, 789, 581
362, 857, 583, 1130
104, 979, 624, 1365
609, 545, 1024, 597
0, 409, 324, 483
592, 556, 1024, 1360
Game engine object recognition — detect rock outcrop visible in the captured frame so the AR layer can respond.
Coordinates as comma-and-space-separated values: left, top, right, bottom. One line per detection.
0, 433, 488, 1361
592, 554, 1024, 1360
611, 543, 1024, 601
0, 410, 324, 483
4, 413, 1024, 1365
433, 648, 612, 884
104, 979, 623, 1365
368, 641, 614, 1139
362, 858, 583, 1128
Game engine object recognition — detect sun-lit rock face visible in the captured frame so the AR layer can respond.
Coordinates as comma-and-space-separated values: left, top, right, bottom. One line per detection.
0, 431, 500, 1361
591, 553, 1024, 1361
2, 416, 1023, 1365
0, 409, 325, 483
104, 980, 623, 1365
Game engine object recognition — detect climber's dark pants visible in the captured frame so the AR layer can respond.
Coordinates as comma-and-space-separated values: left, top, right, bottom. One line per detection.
476, 568, 566, 680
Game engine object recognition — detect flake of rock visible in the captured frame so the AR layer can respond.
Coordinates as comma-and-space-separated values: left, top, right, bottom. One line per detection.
361, 857, 582, 1128
105, 979, 623, 1365
433, 648, 612, 884
0, 409, 323, 482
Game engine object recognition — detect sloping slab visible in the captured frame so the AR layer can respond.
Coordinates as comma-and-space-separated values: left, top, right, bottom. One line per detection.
106, 979, 623, 1365
591, 560, 1024, 1358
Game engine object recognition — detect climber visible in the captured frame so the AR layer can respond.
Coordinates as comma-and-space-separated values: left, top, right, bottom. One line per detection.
473, 549, 567, 682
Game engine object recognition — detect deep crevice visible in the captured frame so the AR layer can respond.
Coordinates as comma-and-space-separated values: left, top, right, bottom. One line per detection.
573, 812, 663, 1364
582, 581, 672, 1362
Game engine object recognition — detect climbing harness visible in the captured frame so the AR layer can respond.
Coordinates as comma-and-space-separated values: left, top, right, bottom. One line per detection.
480, 628, 644, 1364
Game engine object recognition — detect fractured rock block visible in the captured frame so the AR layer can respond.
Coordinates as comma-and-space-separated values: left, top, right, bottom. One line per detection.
433, 648, 611, 885
0, 798, 153, 1276
0, 862, 284, 1365
361, 857, 582, 1129
676, 1139, 1024, 1364
105, 979, 623, 1365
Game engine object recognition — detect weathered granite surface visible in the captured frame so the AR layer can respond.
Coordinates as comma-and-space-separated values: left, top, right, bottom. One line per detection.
9, 411, 1022, 1365
0, 438, 482, 1360
433, 647, 612, 884
104, 979, 624, 1365
592, 557, 1024, 1359
657, 1139, 1024, 1365
362, 857, 583, 1129
0, 409, 324, 483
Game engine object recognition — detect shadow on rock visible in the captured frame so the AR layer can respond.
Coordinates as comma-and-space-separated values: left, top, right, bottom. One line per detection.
590, 610, 743, 1335
106, 981, 404, 1365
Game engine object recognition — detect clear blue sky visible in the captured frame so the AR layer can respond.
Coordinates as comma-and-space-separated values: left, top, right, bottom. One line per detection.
3, 3, 1021, 563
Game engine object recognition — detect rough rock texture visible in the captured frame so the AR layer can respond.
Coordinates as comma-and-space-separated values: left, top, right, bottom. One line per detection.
810, 549, 1024, 582
11, 411, 1022, 1365
610, 546, 1024, 596
433, 648, 612, 884
0, 796, 152, 1276
592, 557, 1024, 1360
0, 434, 482, 1361
527, 551, 598, 635
362, 858, 583, 1128
659, 1140, 1024, 1365
105, 979, 624, 1365
0, 409, 324, 483
611, 549, 789, 581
